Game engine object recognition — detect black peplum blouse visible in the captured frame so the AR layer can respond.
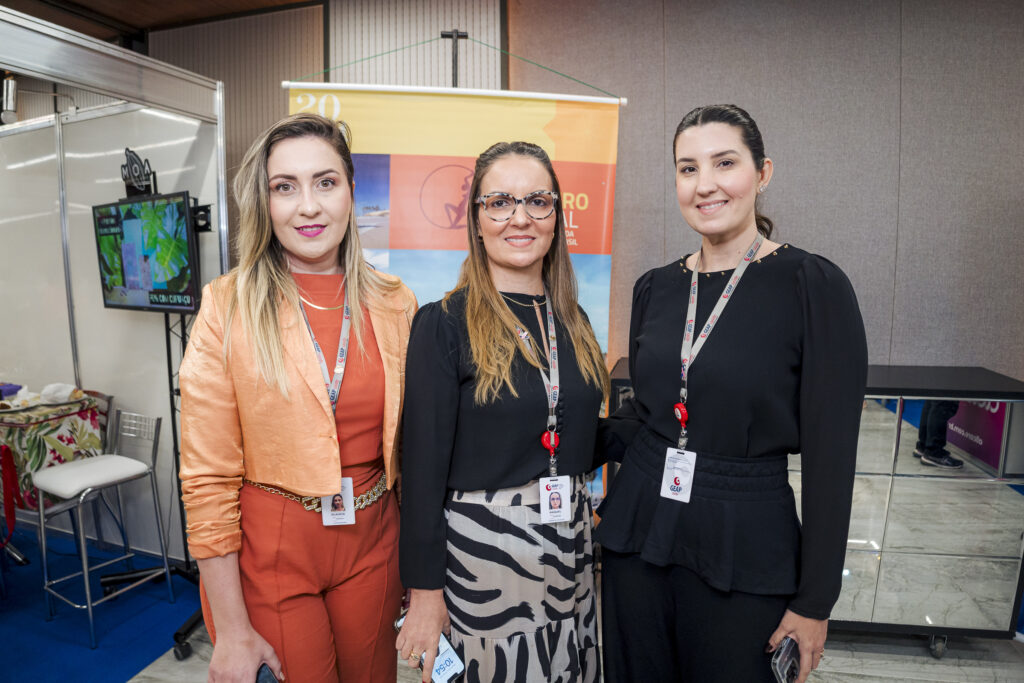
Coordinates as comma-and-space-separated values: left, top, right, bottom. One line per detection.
400, 289, 604, 591
596, 244, 868, 620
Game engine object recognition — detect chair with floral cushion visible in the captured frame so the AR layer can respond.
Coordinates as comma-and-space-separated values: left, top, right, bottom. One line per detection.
31, 409, 174, 648
81, 390, 114, 451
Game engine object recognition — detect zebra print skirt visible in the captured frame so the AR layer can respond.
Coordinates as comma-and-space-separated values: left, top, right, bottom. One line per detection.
444, 475, 600, 683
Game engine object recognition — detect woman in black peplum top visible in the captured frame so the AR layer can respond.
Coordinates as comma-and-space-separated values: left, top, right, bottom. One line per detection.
596, 104, 868, 683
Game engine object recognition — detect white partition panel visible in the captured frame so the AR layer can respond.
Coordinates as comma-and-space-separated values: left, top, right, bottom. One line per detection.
0, 120, 76, 389
60, 106, 221, 559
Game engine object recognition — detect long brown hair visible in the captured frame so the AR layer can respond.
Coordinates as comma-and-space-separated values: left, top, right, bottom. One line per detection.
444, 141, 610, 405
227, 112, 398, 395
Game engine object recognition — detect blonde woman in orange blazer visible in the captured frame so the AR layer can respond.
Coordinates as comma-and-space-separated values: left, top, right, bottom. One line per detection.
180, 113, 416, 683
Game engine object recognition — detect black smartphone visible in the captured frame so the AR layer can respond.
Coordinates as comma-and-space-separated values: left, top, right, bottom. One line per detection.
256, 663, 279, 683
771, 637, 799, 683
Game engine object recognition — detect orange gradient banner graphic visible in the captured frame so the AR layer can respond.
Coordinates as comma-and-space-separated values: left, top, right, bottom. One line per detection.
288, 85, 620, 349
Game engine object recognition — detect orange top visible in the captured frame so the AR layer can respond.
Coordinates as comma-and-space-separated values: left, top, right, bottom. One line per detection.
293, 273, 385, 491
179, 271, 417, 559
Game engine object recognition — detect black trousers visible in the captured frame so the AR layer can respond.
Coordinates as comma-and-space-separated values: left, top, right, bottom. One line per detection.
602, 549, 789, 683
916, 400, 959, 454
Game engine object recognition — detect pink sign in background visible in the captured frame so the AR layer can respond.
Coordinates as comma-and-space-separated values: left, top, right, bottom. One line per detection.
946, 401, 1006, 470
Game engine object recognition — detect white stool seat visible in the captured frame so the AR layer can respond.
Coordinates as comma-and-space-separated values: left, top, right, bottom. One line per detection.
34, 409, 174, 649
32, 454, 149, 499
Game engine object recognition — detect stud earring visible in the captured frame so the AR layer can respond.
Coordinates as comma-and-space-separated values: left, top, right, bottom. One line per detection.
758, 186, 766, 193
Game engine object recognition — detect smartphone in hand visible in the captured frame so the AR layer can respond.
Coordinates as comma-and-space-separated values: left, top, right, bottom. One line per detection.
394, 612, 465, 683
256, 663, 279, 683
771, 637, 799, 683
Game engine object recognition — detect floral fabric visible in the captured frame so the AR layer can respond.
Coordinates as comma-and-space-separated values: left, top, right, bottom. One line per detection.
0, 398, 101, 509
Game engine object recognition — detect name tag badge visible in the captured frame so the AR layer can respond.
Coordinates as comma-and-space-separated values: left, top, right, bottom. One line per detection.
539, 475, 571, 523
660, 448, 696, 503
321, 477, 355, 526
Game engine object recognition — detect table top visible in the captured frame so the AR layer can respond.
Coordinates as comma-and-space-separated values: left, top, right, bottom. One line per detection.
866, 365, 1024, 400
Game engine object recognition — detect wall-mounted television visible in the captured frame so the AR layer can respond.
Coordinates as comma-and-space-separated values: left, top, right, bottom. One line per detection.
91, 191, 201, 314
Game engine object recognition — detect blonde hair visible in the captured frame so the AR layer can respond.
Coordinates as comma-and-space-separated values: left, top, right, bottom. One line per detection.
226, 112, 398, 395
444, 142, 610, 404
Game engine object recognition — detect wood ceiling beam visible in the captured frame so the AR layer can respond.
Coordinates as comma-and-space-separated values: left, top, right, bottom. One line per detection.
34, 0, 140, 37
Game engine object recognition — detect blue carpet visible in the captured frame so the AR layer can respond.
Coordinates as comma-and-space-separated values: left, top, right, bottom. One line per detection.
0, 525, 199, 682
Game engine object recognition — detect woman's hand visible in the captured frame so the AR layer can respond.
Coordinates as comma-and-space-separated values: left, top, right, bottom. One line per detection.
198, 554, 284, 682
208, 627, 283, 683
396, 588, 451, 683
767, 609, 828, 683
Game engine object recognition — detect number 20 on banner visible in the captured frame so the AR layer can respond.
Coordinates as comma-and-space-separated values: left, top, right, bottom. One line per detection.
295, 93, 342, 121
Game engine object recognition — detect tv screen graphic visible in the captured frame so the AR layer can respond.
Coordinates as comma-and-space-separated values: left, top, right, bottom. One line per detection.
92, 192, 201, 313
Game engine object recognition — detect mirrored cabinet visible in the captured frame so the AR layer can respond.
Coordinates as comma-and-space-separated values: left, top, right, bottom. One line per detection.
789, 366, 1024, 644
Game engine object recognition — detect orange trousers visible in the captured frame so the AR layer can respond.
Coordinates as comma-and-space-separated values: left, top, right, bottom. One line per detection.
201, 479, 402, 682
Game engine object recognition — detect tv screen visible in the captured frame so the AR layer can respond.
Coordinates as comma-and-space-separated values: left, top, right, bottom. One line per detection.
92, 191, 201, 314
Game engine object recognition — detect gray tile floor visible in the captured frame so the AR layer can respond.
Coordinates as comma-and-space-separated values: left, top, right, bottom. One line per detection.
130, 624, 426, 682
131, 622, 1024, 681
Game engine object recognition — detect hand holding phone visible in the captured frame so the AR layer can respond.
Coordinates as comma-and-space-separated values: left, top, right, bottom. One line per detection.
395, 611, 465, 683
255, 663, 279, 683
771, 636, 800, 683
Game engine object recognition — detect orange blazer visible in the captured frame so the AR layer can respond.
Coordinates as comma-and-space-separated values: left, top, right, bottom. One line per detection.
179, 272, 417, 559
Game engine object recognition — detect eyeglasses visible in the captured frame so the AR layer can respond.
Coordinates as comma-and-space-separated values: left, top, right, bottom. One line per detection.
476, 191, 559, 222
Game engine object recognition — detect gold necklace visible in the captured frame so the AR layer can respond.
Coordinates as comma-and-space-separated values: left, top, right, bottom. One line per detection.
299, 295, 345, 311
501, 292, 544, 308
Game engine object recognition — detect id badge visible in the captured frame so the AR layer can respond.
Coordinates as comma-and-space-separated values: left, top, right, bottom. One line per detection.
660, 448, 696, 503
539, 475, 571, 523
321, 477, 355, 526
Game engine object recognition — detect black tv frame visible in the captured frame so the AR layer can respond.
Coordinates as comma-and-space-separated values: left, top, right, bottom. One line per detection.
91, 191, 202, 314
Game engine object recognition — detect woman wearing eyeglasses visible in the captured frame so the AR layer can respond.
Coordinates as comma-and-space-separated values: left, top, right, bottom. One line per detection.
395, 141, 609, 682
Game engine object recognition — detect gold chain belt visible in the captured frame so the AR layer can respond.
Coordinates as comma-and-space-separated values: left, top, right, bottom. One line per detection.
243, 471, 388, 513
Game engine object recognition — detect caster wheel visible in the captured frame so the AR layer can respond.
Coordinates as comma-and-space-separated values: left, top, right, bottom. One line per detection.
174, 641, 192, 660
929, 635, 947, 659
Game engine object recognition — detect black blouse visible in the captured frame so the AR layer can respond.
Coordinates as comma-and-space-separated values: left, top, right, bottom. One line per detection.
597, 244, 868, 620
400, 289, 604, 590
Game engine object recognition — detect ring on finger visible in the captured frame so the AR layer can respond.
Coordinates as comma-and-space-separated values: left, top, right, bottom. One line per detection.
409, 652, 421, 662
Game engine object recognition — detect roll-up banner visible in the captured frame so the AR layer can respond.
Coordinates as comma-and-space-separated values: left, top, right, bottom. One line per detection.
285, 83, 620, 350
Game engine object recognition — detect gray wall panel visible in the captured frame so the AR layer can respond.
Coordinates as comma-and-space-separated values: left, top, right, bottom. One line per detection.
328, 0, 500, 89
12, 76, 55, 121
893, 0, 1024, 379
510, 0, 901, 367
508, 0, 666, 365
150, 5, 323, 260
661, 0, 900, 366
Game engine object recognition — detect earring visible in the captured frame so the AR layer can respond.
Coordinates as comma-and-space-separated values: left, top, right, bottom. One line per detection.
758, 186, 766, 193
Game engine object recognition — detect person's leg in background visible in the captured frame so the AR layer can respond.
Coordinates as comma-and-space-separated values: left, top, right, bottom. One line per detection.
915, 400, 935, 457
919, 400, 962, 469
601, 548, 680, 682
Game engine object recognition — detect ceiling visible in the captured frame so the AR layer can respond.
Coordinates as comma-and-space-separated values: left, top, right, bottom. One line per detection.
4, 0, 312, 43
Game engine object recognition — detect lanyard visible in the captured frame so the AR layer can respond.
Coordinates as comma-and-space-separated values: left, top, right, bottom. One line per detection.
675, 234, 762, 448
512, 292, 561, 477
298, 291, 351, 415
